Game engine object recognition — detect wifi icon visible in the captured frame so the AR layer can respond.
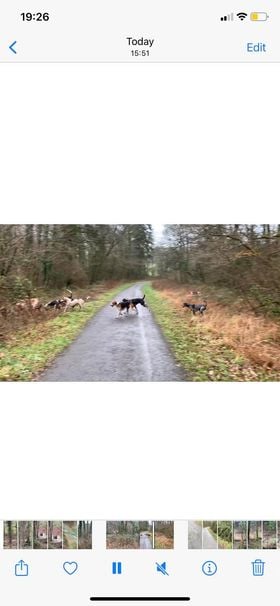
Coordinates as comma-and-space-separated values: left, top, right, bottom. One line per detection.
237, 12, 248, 20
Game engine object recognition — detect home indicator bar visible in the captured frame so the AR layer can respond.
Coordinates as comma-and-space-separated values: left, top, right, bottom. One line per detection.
90, 599, 191, 602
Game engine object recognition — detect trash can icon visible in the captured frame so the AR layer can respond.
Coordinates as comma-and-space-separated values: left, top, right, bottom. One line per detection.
252, 559, 265, 576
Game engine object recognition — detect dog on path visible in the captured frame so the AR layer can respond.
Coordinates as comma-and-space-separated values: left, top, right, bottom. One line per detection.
111, 294, 148, 317
111, 299, 130, 317
122, 294, 148, 314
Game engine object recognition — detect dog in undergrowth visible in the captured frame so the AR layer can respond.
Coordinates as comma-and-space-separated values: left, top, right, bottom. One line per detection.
183, 301, 207, 316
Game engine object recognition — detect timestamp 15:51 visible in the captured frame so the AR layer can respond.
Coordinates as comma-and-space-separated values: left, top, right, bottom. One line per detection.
131, 50, 150, 57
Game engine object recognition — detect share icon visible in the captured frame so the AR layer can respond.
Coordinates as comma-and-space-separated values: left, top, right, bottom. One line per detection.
156, 562, 169, 576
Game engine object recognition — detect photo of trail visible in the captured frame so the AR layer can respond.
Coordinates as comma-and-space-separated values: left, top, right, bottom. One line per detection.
63, 521, 78, 549
0, 224, 279, 381
106, 521, 154, 549
106, 521, 174, 549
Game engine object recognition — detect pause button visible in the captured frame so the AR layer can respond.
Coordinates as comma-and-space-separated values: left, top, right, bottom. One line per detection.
112, 562, 122, 574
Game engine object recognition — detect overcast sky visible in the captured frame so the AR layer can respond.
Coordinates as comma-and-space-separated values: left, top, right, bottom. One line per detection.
153, 224, 164, 244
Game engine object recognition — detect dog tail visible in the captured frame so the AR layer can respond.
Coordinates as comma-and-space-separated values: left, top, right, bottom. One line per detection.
143, 294, 146, 299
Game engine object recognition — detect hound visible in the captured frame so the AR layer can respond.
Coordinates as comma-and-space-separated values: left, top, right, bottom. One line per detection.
16, 298, 43, 311
122, 294, 148, 314
111, 299, 130, 317
183, 302, 207, 315
63, 296, 90, 312
44, 298, 66, 310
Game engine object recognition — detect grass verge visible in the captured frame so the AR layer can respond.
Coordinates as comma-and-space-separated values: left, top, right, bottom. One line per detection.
145, 284, 279, 381
0, 284, 130, 381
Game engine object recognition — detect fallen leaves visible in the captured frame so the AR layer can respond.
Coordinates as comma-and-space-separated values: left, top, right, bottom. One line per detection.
145, 284, 279, 382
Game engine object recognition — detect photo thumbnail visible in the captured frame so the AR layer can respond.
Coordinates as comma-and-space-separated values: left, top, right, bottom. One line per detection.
106, 521, 174, 549
3, 521, 92, 550
188, 520, 280, 550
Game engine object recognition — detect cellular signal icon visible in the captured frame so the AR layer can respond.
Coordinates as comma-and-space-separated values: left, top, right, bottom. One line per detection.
220, 13, 234, 21
236, 12, 248, 20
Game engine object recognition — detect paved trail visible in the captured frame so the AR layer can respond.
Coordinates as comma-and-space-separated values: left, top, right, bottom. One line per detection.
188, 520, 203, 549
39, 284, 186, 382
202, 527, 218, 549
139, 533, 153, 549
188, 520, 218, 549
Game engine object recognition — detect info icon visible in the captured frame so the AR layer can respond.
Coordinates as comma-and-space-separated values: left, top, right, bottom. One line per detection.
202, 561, 217, 576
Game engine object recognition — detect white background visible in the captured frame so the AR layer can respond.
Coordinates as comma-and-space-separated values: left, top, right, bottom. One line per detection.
0, 64, 279, 520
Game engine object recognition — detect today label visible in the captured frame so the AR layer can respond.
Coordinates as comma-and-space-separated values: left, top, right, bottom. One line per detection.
126, 37, 155, 48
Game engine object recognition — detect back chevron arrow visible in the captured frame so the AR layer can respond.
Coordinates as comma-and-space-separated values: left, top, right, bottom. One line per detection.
9, 41, 17, 54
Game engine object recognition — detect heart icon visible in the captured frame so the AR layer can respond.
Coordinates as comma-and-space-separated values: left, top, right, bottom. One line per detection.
63, 561, 78, 575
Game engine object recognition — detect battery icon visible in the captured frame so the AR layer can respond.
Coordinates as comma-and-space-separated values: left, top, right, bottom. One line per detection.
250, 12, 269, 21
